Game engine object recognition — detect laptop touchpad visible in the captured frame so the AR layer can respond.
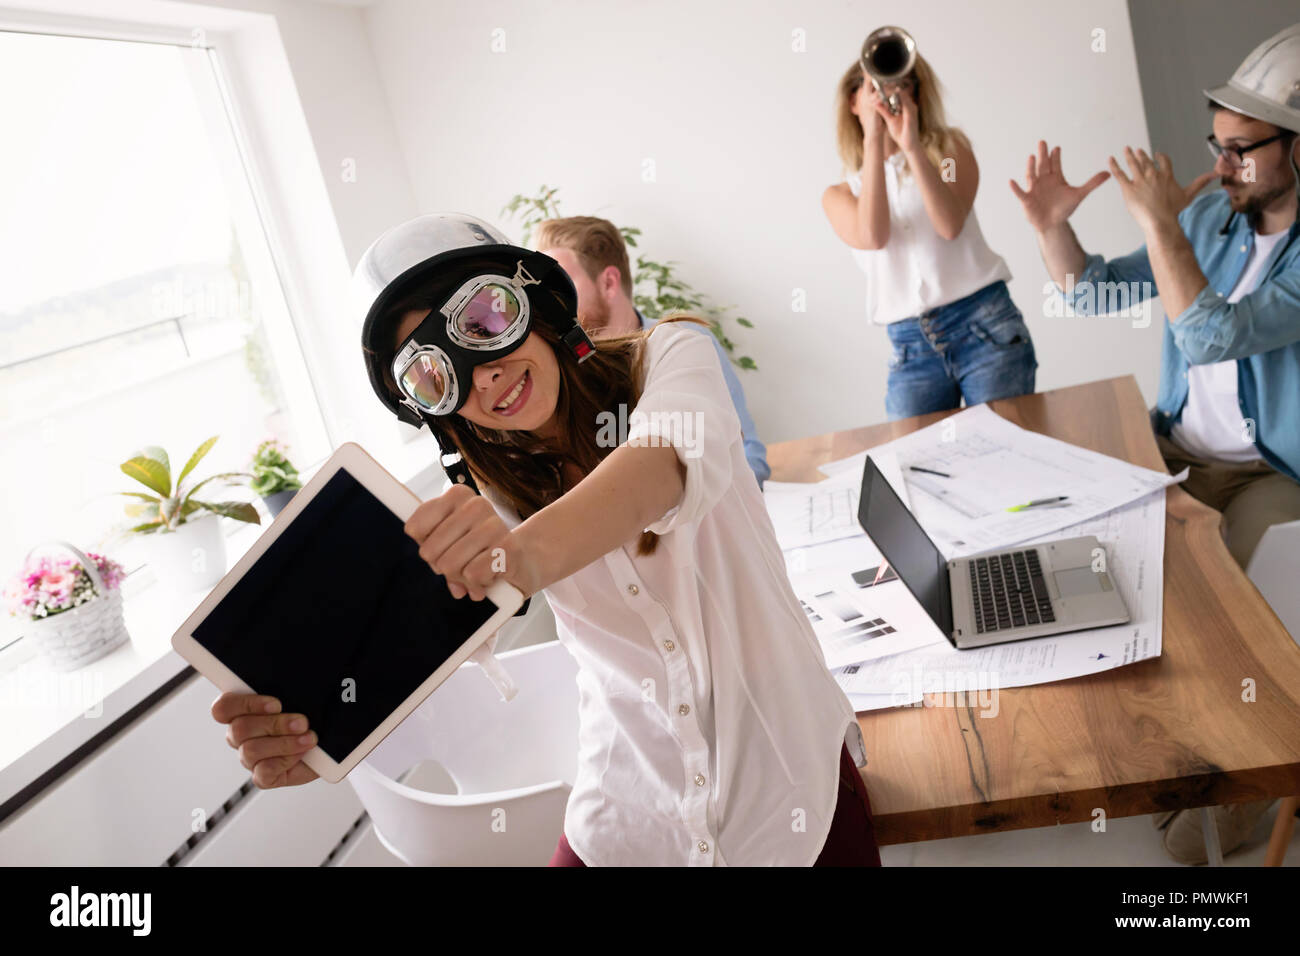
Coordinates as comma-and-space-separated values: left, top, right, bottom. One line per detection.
1053, 566, 1106, 596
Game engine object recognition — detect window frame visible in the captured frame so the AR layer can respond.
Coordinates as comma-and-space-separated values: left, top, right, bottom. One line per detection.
0, 2, 438, 817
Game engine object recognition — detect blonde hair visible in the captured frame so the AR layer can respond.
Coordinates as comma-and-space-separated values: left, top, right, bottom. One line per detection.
534, 216, 634, 298
834, 49, 971, 178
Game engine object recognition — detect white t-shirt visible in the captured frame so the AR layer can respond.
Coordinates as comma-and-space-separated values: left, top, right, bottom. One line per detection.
1171, 227, 1289, 462
846, 151, 1011, 324
482, 323, 858, 866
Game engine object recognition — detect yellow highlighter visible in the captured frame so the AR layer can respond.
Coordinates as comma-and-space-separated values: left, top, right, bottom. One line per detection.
1006, 496, 1070, 512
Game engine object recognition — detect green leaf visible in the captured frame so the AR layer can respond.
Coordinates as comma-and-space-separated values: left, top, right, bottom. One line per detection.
190, 500, 261, 525
736, 317, 753, 328
736, 356, 757, 370
134, 445, 170, 479
128, 519, 165, 534
180, 471, 250, 508
177, 435, 219, 488
120, 457, 171, 497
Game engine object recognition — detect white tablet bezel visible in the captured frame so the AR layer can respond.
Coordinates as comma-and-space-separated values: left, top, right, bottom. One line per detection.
171, 441, 524, 783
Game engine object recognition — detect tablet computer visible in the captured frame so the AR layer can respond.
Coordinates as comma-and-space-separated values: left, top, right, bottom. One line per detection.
171, 442, 523, 783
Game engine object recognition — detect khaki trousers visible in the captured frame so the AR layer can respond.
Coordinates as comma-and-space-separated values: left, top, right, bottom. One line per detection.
1155, 432, 1300, 569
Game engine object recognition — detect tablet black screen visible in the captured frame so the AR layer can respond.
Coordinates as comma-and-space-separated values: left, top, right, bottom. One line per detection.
192, 468, 500, 764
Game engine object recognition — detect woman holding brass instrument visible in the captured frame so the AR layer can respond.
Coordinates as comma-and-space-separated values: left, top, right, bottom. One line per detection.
822, 27, 1037, 420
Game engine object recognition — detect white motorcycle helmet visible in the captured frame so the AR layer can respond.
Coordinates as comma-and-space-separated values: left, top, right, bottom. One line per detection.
354, 212, 595, 487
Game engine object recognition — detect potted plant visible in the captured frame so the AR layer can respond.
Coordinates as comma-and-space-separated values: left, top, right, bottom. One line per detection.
248, 438, 303, 517
502, 184, 758, 369
116, 436, 259, 591
4, 545, 130, 671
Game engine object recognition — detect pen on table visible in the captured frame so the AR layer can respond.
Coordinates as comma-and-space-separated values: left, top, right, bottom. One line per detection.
908, 466, 952, 478
1006, 496, 1070, 512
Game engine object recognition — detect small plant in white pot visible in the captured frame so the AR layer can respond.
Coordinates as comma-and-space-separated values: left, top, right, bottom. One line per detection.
248, 438, 303, 518
116, 436, 260, 591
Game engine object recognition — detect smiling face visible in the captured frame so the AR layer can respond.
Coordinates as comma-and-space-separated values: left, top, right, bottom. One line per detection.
391, 308, 561, 436
1211, 108, 1298, 220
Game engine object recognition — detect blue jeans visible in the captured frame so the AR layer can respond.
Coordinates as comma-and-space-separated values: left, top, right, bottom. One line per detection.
884, 280, 1037, 420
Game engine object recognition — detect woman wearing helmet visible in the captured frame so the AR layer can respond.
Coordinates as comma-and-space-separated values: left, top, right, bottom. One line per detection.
213, 212, 881, 867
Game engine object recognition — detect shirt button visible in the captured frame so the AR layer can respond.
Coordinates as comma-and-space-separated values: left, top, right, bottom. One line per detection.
663, 640, 675, 652
678, 703, 690, 716
697, 841, 709, 854
694, 773, 706, 786
1240, 244, 1248, 252
626, 584, 639, 596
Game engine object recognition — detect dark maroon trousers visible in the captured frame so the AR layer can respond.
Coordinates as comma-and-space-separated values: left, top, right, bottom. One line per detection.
548, 742, 883, 866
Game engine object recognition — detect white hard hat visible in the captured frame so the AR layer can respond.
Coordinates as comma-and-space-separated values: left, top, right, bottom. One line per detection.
1204, 23, 1300, 133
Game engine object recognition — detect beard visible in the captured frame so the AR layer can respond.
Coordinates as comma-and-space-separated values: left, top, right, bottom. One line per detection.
577, 295, 613, 336
1225, 175, 1294, 230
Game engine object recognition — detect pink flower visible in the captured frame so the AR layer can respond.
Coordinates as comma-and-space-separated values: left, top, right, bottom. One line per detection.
5, 548, 124, 620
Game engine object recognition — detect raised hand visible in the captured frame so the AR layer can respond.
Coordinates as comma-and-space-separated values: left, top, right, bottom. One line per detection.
872, 85, 920, 154
1108, 147, 1216, 233
1010, 141, 1110, 233
852, 81, 886, 145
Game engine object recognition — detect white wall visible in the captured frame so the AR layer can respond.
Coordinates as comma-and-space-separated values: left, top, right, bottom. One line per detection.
359, 0, 1160, 444
9, 0, 1164, 448
1127, 0, 1300, 185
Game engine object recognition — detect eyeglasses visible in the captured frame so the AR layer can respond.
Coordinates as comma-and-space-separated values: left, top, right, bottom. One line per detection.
1205, 132, 1288, 168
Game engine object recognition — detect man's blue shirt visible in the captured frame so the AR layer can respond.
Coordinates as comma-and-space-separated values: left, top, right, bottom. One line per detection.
1058, 189, 1300, 481
636, 310, 770, 487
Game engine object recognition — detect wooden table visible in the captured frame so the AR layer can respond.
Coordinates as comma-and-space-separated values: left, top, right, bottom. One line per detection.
768, 376, 1300, 846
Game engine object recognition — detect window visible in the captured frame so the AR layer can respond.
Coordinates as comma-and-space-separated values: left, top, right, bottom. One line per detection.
0, 29, 330, 583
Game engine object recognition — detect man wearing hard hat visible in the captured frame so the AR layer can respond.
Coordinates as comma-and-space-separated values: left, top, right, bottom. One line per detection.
1013, 24, 1300, 863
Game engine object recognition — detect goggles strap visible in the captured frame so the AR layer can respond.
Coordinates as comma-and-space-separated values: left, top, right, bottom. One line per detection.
422, 421, 531, 618
420, 415, 479, 493
442, 451, 477, 490
562, 324, 596, 362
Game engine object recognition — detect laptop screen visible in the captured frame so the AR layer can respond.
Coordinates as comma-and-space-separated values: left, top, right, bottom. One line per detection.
192, 468, 501, 763
857, 456, 953, 638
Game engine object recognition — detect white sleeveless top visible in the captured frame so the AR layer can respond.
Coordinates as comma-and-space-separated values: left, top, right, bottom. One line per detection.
846, 151, 1011, 324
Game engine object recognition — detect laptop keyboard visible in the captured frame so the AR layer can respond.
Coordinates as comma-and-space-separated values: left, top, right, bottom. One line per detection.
969, 549, 1056, 634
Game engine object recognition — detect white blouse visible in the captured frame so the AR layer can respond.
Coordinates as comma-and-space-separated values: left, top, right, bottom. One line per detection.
846, 152, 1011, 325
482, 322, 860, 866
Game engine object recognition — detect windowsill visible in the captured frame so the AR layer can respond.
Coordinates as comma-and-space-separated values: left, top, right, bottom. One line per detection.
0, 440, 445, 811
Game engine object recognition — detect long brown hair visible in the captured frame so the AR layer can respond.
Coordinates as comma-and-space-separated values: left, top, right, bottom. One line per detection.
367, 289, 708, 556
834, 49, 971, 178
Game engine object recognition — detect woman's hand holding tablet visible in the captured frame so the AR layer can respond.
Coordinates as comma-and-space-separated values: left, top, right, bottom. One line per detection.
176, 443, 523, 784
405, 483, 541, 601
211, 693, 319, 789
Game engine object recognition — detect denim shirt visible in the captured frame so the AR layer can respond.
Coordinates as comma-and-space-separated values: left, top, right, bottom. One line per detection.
1057, 189, 1300, 481
636, 310, 770, 488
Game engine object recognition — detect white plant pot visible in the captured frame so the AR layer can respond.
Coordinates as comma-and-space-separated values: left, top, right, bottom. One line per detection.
145, 512, 228, 592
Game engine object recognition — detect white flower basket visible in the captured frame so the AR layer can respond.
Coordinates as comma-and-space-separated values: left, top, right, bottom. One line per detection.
20, 541, 131, 672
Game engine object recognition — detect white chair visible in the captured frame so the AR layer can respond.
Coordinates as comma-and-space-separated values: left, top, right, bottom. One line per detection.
1246, 518, 1300, 649
348, 639, 578, 866
1245, 518, 1300, 865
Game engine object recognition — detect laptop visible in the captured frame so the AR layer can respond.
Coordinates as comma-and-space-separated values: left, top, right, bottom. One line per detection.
857, 455, 1130, 649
